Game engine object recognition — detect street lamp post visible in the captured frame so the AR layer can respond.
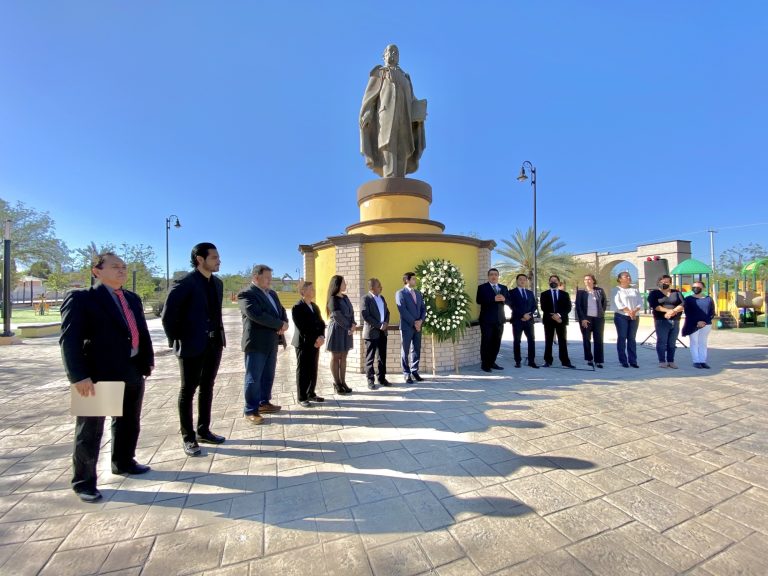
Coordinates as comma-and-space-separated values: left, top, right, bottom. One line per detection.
2, 220, 12, 337
516, 161, 538, 294
165, 215, 181, 291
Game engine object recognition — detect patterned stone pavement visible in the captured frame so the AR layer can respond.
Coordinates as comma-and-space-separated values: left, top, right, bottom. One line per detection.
0, 309, 767, 575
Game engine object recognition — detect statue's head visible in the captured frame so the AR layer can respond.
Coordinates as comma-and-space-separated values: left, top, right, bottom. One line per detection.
383, 44, 399, 67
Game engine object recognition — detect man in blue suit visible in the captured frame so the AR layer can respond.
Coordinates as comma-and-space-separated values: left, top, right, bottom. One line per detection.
395, 272, 427, 383
509, 273, 539, 368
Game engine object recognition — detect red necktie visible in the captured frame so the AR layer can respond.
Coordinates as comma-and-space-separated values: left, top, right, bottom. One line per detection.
114, 289, 140, 349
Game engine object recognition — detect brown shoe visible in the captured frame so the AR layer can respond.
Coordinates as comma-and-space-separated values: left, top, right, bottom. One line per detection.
245, 413, 264, 425
258, 402, 282, 413
658, 362, 669, 368
667, 362, 678, 369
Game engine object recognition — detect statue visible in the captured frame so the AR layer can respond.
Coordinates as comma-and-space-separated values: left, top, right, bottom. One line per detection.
359, 44, 427, 178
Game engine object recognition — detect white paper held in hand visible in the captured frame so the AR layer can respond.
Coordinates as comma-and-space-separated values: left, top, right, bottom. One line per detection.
70, 381, 125, 416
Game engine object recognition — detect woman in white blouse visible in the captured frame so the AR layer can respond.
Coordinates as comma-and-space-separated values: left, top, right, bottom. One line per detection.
613, 271, 643, 368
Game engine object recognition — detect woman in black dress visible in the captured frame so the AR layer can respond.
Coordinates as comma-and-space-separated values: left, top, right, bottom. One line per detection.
326, 275, 356, 394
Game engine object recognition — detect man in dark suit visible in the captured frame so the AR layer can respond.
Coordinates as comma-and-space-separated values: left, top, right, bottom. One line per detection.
476, 268, 512, 372
540, 274, 575, 368
509, 273, 539, 368
395, 272, 427, 383
361, 277, 391, 389
238, 264, 288, 424
162, 242, 227, 457
60, 252, 154, 502
291, 281, 326, 407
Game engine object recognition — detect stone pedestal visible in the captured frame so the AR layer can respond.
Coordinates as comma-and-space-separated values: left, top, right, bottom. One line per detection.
298, 177, 495, 374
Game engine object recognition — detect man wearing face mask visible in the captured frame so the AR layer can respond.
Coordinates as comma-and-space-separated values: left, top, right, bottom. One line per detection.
647, 274, 684, 368
540, 275, 574, 368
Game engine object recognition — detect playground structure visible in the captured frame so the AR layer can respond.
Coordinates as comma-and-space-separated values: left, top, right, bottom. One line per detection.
717, 258, 767, 328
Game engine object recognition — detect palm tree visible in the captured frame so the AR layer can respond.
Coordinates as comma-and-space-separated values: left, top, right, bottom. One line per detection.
494, 227, 574, 293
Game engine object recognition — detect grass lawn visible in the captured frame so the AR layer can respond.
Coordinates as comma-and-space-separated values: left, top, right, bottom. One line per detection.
733, 325, 768, 336
1, 307, 61, 326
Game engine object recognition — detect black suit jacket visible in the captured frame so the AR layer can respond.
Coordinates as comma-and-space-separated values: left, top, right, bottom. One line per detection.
540, 289, 572, 326
476, 282, 512, 325
291, 300, 326, 349
238, 284, 288, 353
575, 288, 607, 321
60, 284, 154, 383
161, 270, 226, 358
361, 293, 390, 340
509, 287, 538, 322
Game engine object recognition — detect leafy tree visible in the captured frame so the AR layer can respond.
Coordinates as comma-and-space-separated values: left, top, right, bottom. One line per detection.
28, 260, 52, 279
0, 199, 69, 281
717, 242, 767, 281
494, 227, 575, 293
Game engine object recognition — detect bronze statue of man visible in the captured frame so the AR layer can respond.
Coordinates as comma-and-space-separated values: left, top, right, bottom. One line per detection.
360, 44, 427, 178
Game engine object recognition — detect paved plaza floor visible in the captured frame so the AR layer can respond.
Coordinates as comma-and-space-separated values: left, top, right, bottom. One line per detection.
1, 309, 767, 575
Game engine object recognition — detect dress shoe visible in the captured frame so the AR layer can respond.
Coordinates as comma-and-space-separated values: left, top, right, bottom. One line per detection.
198, 431, 226, 444
543, 363, 552, 368
481, 367, 492, 373
621, 363, 630, 368
667, 363, 678, 369
515, 362, 521, 368
379, 379, 392, 387
658, 362, 669, 368
596, 363, 604, 368
111, 460, 151, 475
700, 363, 711, 369
245, 413, 265, 425
299, 400, 311, 408
341, 382, 353, 393
562, 363, 576, 369
404, 375, 414, 383
412, 373, 424, 381
587, 361, 594, 367
75, 489, 102, 503
309, 394, 325, 402
630, 363, 640, 368
491, 364, 503, 370
183, 441, 202, 456
367, 381, 378, 390
259, 402, 282, 413
528, 362, 540, 369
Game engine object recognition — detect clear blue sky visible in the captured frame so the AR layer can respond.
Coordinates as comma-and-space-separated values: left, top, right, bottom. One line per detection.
1, 1, 766, 277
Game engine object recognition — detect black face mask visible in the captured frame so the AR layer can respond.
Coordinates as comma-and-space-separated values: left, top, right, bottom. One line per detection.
549, 282, 559, 289
660, 283, 670, 290
692, 287, 703, 295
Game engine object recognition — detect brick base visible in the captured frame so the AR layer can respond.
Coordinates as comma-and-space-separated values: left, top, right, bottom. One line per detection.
318, 325, 481, 376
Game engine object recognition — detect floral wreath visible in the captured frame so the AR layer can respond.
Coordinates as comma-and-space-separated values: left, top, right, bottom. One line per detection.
415, 258, 472, 343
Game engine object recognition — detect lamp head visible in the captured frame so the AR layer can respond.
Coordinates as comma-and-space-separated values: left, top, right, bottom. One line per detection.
174, 217, 181, 228
516, 167, 528, 182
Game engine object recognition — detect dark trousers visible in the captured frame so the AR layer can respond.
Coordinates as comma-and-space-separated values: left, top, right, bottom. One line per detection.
655, 318, 680, 362
295, 346, 319, 401
543, 321, 570, 365
72, 365, 144, 493
579, 316, 605, 363
244, 345, 277, 415
480, 322, 504, 369
614, 313, 639, 365
400, 328, 422, 375
178, 341, 223, 442
365, 333, 387, 382
512, 319, 536, 363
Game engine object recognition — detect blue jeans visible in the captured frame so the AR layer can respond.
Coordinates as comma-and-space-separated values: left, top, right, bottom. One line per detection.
614, 313, 639, 365
243, 347, 277, 415
654, 318, 680, 363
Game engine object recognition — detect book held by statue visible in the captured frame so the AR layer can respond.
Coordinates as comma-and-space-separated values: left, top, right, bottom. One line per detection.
411, 99, 427, 122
